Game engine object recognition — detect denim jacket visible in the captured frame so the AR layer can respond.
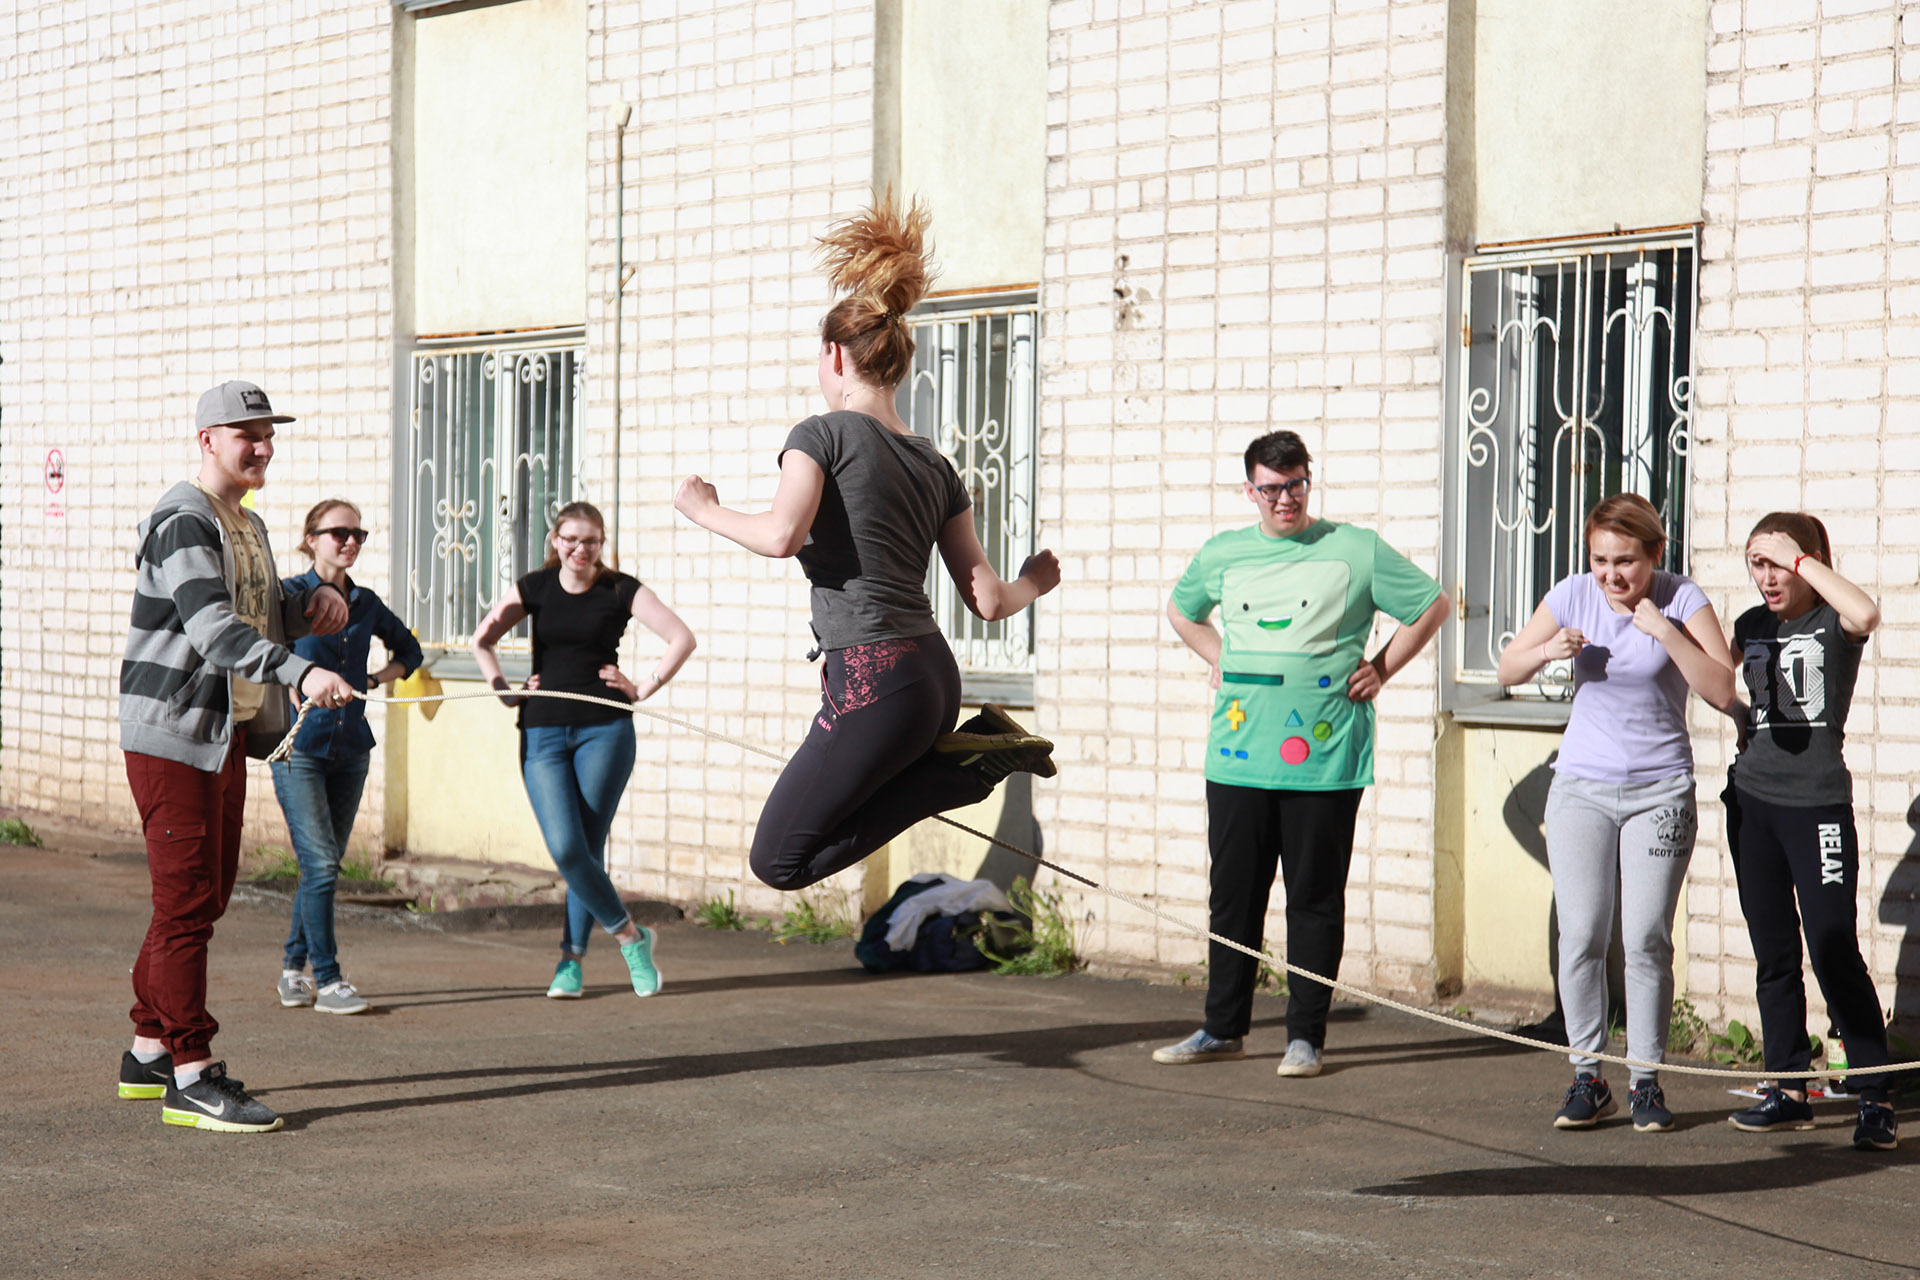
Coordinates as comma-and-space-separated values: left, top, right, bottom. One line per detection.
279, 568, 424, 761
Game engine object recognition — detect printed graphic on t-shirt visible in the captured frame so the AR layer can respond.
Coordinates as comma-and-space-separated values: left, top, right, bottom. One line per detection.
1220, 560, 1349, 660
1746, 628, 1829, 729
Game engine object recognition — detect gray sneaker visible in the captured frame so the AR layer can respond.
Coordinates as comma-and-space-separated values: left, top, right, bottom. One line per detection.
313, 979, 370, 1015
1151, 1029, 1246, 1064
1276, 1039, 1323, 1077
277, 972, 315, 1008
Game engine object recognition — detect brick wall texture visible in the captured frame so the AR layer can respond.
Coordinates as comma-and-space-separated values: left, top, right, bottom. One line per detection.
0, 2, 396, 854
4, 0, 1915, 1017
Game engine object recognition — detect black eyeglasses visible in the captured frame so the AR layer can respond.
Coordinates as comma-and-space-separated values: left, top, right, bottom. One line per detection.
316, 527, 370, 545
1251, 478, 1311, 503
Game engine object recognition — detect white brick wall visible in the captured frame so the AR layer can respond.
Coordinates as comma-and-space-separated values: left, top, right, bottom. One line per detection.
1040, 0, 1450, 998
0, 3, 395, 854
1691, 0, 1919, 1025
587, 0, 881, 917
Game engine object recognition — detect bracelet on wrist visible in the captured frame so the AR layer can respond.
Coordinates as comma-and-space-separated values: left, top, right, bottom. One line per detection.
1791, 553, 1809, 575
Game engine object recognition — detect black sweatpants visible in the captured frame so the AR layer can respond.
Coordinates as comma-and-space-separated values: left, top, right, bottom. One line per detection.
1726, 784, 1891, 1102
1203, 781, 1365, 1047
750, 635, 992, 891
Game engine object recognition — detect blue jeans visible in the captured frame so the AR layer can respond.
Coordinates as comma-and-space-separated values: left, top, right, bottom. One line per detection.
520, 719, 637, 955
270, 749, 372, 986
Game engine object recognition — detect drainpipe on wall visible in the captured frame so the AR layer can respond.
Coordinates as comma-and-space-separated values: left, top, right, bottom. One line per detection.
610, 101, 634, 567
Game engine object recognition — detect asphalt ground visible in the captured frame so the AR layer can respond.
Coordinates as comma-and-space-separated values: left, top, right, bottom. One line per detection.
4, 835, 1918, 1280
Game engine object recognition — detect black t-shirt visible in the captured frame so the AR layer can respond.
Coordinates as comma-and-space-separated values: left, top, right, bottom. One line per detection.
1733, 600, 1865, 807
516, 566, 642, 728
780, 411, 972, 650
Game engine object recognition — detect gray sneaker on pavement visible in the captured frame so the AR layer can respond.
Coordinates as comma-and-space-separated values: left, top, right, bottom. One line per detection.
313, 979, 370, 1015
1276, 1039, 1323, 1077
277, 972, 316, 1008
1151, 1029, 1246, 1064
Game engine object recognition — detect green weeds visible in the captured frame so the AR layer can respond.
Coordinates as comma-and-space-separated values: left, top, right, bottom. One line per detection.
694, 890, 750, 931
975, 876, 1083, 977
772, 894, 855, 944
0, 818, 42, 847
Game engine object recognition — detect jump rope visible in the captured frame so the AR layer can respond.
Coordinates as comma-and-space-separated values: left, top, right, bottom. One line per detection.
271, 686, 1920, 1083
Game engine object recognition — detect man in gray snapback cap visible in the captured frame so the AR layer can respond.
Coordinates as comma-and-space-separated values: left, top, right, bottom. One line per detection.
115, 380, 357, 1134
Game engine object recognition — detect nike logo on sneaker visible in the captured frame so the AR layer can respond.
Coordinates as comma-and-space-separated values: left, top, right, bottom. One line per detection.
183, 1094, 226, 1117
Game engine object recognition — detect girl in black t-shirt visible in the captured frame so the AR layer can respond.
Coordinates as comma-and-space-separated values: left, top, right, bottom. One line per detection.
673, 194, 1061, 891
1722, 511, 1896, 1151
472, 502, 696, 998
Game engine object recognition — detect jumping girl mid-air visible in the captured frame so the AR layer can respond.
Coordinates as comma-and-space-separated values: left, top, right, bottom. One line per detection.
674, 194, 1060, 891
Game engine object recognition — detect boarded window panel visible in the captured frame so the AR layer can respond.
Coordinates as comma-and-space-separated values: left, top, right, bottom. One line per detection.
897, 0, 1046, 293
412, 0, 586, 335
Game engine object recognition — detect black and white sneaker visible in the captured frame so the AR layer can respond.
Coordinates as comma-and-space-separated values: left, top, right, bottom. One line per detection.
1553, 1074, 1617, 1129
1628, 1080, 1674, 1132
161, 1062, 283, 1133
1728, 1086, 1815, 1132
118, 1050, 173, 1100
1853, 1101, 1898, 1151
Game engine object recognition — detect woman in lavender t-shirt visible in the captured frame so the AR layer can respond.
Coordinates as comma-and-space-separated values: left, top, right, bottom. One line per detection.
1498, 494, 1737, 1134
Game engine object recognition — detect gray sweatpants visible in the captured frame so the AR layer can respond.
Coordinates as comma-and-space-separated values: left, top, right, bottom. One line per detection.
1543, 770, 1697, 1082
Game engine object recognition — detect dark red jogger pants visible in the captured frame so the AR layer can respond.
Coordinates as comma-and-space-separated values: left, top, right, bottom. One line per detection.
125, 738, 247, 1061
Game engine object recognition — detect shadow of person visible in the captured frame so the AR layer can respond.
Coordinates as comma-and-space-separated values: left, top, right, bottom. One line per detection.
1502, 753, 1626, 1043
1352, 1132, 1920, 1200
972, 771, 1040, 891
1876, 795, 1920, 1042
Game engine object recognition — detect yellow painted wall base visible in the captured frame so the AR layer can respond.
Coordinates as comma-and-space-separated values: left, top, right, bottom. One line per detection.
1442, 718, 1689, 1008
397, 677, 549, 870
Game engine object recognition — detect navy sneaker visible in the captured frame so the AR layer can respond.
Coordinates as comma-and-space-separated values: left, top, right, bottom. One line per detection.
1553, 1074, 1617, 1129
118, 1050, 172, 1101
1728, 1086, 1815, 1133
1853, 1101, 1898, 1151
1628, 1080, 1674, 1132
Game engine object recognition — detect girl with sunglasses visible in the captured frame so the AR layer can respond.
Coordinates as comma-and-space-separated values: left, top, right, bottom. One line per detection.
674, 193, 1060, 892
271, 500, 424, 1015
472, 501, 696, 998
1722, 513, 1897, 1151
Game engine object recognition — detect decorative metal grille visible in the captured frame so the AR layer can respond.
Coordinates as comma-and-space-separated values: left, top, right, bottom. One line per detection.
898, 299, 1039, 678
404, 339, 586, 647
1453, 238, 1696, 693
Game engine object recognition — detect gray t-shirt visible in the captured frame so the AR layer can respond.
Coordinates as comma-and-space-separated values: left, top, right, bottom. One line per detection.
780, 411, 971, 650
1733, 600, 1865, 806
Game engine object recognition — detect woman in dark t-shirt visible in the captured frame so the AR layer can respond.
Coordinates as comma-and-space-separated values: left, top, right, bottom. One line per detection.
1722, 511, 1896, 1151
674, 194, 1062, 891
472, 502, 697, 998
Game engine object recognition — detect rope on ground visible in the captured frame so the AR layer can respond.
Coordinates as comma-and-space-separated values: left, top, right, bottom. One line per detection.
279, 688, 1920, 1083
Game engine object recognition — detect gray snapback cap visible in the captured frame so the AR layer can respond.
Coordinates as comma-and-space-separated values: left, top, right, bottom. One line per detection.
196, 380, 296, 428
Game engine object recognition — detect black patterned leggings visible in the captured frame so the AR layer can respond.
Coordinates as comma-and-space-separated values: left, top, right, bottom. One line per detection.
750, 634, 991, 890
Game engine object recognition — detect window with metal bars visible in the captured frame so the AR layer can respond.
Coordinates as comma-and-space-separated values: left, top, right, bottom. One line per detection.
1449, 236, 1697, 707
896, 293, 1040, 704
402, 334, 586, 648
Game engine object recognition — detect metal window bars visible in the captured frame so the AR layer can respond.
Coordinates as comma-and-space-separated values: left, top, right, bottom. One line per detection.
1453, 237, 1697, 694
404, 338, 587, 647
898, 299, 1039, 679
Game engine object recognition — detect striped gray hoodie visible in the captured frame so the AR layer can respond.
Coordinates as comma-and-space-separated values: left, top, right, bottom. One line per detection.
119, 481, 323, 769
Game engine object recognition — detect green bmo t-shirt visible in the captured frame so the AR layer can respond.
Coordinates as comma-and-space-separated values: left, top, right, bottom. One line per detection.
1171, 520, 1442, 791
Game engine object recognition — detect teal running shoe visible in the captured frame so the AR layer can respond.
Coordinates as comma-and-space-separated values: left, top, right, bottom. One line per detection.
620, 929, 661, 997
546, 958, 584, 1000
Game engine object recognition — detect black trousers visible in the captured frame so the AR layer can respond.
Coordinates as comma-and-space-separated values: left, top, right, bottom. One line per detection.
750, 635, 991, 891
1726, 784, 1890, 1102
1203, 781, 1365, 1047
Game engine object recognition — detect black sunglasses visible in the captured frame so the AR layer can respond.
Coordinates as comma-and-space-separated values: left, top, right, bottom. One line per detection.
316, 527, 370, 545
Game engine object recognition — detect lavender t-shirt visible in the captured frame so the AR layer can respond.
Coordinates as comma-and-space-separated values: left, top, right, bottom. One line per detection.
1546, 571, 1710, 785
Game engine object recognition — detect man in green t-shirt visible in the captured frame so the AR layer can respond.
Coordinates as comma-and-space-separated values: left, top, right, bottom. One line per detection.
1154, 430, 1450, 1078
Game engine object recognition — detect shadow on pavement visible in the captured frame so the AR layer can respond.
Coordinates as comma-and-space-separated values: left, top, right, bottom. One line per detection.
275, 1017, 1207, 1129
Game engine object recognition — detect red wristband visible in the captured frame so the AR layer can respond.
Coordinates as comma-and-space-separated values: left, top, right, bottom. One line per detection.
1792, 554, 1809, 575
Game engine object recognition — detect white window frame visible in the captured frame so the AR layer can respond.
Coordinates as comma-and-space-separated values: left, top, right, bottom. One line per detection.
1442, 233, 1698, 721
400, 330, 587, 660
897, 291, 1040, 706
